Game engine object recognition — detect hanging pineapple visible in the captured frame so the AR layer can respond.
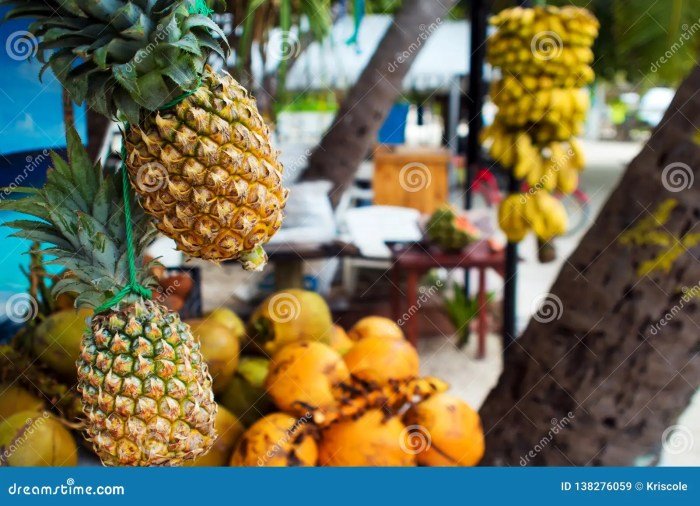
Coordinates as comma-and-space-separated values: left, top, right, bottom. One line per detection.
0, 127, 217, 466
2, 0, 287, 269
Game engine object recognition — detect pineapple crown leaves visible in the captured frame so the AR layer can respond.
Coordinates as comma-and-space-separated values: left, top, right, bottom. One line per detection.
1, 0, 229, 124
0, 125, 158, 310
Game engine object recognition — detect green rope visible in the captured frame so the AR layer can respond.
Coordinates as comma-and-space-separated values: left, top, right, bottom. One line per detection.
94, 79, 207, 314
188, 0, 214, 16
93, 138, 152, 314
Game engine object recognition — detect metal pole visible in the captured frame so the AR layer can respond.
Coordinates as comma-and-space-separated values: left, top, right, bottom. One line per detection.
503, 0, 531, 344
464, 0, 488, 304
465, 0, 487, 211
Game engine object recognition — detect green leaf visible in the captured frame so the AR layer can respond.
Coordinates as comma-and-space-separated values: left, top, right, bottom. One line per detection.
77, 213, 117, 273
9, 229, 73, 250
113, 86, 142, 125
66, 125, 98, 203
48, 207, 82, 251
74, 0, 124, 21
111, 2, 141, 31
162, 57, 199, 88
183, 13, 227, 38
167, 33, 202, 55
74, 290, 104, 310
52, 276, 89, 297
133, 71, 173, 110
191, 31, 225, 58
113, 61, 139, 96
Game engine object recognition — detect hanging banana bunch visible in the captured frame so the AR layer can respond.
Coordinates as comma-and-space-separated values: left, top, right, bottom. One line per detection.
483, 5, 598, 260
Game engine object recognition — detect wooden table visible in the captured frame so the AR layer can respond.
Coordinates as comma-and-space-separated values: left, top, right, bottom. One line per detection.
389, 240, 505, 358
264, 241, 360, 289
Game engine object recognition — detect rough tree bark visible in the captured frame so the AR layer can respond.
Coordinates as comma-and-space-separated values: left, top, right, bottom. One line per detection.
300, 0, 457, 204
480, 66, 700, 466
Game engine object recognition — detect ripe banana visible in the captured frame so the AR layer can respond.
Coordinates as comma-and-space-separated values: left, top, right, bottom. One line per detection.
498, 194, 530, 242
524, 191, 568, 241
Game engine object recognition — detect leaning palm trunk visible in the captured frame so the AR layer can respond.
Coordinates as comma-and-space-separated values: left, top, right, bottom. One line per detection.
300, 0, 458, 204
479, 65, 700, 466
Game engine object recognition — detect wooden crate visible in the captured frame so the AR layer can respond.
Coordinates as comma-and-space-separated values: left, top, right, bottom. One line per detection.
372, 148, 450, 214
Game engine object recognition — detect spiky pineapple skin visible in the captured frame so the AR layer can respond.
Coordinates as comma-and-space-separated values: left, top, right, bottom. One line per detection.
77, 300, 217, 466
125, 67, 287, 266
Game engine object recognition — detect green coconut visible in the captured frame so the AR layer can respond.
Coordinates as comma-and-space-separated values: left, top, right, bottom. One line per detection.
0, 411, 77, 466
186, 318, 240, 394
186, 404, 245, 466
247, 289, 332, 356
30, 308, 92, 381
219, 357, 274, 427
205, 308, 246, 341
0, 384, 45, 419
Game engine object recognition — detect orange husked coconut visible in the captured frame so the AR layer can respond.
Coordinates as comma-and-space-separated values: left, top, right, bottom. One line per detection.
343, 336, 419, 383
230, 413, 317, 467
266, 342, 349, 417
404, 393, 484, 466
318, 409, 415, 466
347, 316, 404, 341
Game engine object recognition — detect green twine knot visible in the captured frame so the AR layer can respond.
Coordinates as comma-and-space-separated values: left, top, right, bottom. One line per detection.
188, 0, 214, 16
93, 130, 152, 314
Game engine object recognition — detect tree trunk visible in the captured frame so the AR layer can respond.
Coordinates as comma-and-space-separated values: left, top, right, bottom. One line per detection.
480, 66, 700, 466
300, 0, 457, 204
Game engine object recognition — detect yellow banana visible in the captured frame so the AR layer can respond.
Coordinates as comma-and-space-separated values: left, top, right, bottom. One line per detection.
498, 194, 530, 242
556, 162, 578, 194
525, 192, 568, 240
